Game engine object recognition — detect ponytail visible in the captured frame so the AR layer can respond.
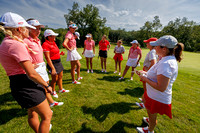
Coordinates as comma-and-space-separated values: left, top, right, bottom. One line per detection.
174, 43, 184, 62
0, 25, 37, 54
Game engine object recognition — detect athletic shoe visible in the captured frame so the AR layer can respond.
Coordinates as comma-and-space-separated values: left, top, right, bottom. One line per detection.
143, 117, 149, 125
118, 77, 124, 80
104, 70, 107, 73
114, 71, 117, 73
87, 69, 90, 73
91, 69, 93, 73
118, 72, 121, 75
72, 80, 81, 84
77, 77, 83, 80
131, 77, 133, 80
136, 102, 145, 109
59, 89, 70, 93
49, 124, 52, 131
101, 69, 104, 72
139, 98, 143, 102
75, 71, 77, 74
51, 91, 58, 98
136, 126, 154, 133
49, 102, 64, 107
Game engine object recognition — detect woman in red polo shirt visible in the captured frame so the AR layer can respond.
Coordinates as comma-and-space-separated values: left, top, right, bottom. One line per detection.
98, 35, 111, 73
42, 29, 69, 98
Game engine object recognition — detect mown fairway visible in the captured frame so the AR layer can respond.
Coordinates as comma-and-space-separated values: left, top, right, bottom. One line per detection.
0, 44, 199, 133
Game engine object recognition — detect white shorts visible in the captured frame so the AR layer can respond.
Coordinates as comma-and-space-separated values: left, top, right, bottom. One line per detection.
35, 62, 49, 82
84, 50, 94, 58
126, 58, 138, 67
66, 48, 82, 61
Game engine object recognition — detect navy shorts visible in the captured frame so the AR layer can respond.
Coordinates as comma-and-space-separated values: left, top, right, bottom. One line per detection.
9, 74, 46, 109
47, 59, 64, 74
99, 50, 107, 58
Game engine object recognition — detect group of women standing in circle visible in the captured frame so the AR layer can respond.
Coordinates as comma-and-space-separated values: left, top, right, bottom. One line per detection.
0, 12, 184, 133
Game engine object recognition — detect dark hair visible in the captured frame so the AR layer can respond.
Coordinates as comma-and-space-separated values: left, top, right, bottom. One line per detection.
26, 18, 35, 22
167, 43, 184, 62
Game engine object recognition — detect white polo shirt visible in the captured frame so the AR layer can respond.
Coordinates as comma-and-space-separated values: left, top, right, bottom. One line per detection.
143, 49, 157, 68
146, 55, 178, 104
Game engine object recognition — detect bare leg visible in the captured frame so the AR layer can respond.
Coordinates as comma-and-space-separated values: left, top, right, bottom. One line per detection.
119, 61, 122, 73
115, 60, 118, 72
70, 61, 76, 81
29, 99, 52, 133
100, 57, 104, 70
147, 109, 157, 132
131, 67, 135, 78
86, 58, 89, 70
57, 71, 63, 90
50, 74, 58, 92
104, 58, 107, 70
121, 65, 130, 77
28, 110, 39, 133
90, 58, 93, 70
76, 60, 81, 78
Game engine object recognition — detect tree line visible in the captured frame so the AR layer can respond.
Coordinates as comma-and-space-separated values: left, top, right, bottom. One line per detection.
0, 2, 200, 52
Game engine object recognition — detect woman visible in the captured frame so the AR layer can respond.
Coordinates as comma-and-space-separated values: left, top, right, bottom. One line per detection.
82, 34, 95, 73
24, 19, 63, 107
113, 40, 125, 75
42, 29, 69, 98
136, 35, 184, 133
98, 35, 111, 73
63, 22, 82, 84
0, 12, 52, 132
119, 40, 142, 80
136, 37, 157, 109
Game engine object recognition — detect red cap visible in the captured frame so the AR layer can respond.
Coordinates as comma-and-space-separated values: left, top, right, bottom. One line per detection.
143, 37, 158, 43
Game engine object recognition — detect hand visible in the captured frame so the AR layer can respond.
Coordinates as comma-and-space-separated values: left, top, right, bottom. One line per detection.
60, 51, 65, 55
33, 64, 39, 69
46, 86, 52, 93
51, 69, 57, 75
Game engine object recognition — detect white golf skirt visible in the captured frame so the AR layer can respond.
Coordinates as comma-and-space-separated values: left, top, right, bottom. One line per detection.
84, 50, 94, 58
35, 62, 49, 82
66, 48, 82, 61
126, 58, 138, 67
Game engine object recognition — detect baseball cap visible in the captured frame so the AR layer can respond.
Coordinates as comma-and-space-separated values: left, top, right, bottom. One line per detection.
69, 23, 78, 30
27, 19, 45, 28
44, 29, 59, 37
130, 40, 138, 44
75, 32, 80, 40
143, 37, 158, 43
0, 12, 36, 29
85, 34, 91, 38
150, 35, 178, 48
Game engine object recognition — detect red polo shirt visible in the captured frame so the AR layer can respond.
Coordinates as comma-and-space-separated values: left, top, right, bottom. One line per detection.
42, 40, 60, 60
99, 40, 110, 51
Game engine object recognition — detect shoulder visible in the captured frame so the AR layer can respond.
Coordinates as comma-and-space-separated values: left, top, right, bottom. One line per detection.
65, 31, 73, 38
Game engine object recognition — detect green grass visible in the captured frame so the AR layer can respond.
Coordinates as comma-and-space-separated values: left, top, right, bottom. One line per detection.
0, 45, 200, 133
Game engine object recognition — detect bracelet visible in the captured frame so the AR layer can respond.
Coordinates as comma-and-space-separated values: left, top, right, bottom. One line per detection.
45, 85, 50, 89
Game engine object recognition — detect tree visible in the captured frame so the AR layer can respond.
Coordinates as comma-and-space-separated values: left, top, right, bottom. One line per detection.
64, 2, 109, 47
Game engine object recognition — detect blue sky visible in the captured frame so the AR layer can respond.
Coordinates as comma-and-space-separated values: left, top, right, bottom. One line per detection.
1, 0, 200, 31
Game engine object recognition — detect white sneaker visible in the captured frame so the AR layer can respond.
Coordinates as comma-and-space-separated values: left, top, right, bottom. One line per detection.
77, 77, 83, 80
49, 102, 64, 107
101, 69, 104, 72
87, 69, 90, 73
114, 71, 117, 73
139, 98, 143, 102
118, 72, 121, 75
118, 77, 124, 80
72, 80, 81, 84
136, 102, 145, 109
104, 70, 107, 73
49, 124, 52, 131
75, 71, 77, 74
130, 77, 133, 80
59, 89, 70, 93
136, 126, 153, 133
51, 91, 58, 98
143, 117, 149, 125
91, 69, 93, 73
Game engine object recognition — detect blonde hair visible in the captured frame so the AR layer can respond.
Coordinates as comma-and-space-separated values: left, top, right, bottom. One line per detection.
0, 25, 37, 54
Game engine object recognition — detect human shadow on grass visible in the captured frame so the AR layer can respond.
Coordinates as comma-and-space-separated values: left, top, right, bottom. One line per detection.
0, 92, 15, 105
0, 108, 27, 125
76, 120, 148, 133
82, 102, 140, 122
97, 76, 127, 82
117, 87, 144, 98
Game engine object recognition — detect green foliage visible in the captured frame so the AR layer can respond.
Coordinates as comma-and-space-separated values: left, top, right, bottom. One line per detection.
64, 2, 109, 47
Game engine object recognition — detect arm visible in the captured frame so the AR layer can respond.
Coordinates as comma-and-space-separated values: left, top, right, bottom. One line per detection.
82, 42, 86, 55
107, 42, 111, 51
19, 60, 52, 93
43, 51, 57, 75
137, 53, 142, 64
140, 74, 170, 92
63, 38, 73, 51
147, 59, 156, 70
93, 42, 95, 55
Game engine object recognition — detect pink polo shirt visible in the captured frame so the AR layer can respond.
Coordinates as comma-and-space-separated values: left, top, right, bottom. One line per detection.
129, 46, 142, 59
24, 37, 44, 64
0, 37, 32, 76
84, 40, 95, 50
65, 31, 76, 49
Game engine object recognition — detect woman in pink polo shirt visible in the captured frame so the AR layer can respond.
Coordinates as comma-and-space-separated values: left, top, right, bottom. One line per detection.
42, 29, 68, 98
63, 21, 82, 84
24, 19, 65, 107
0, 12, 52, 132
119, 40, 142, 80
82, 33, 95, 73
98, 35, 111, 73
